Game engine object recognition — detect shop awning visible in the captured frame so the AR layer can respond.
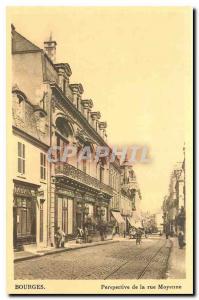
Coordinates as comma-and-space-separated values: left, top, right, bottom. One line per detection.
111, 211, 125, 224
127, 217, 142, 228
127, 217, 137, 227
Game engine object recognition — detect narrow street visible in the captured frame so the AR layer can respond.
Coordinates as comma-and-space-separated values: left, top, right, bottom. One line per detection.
15, 236, 171, 280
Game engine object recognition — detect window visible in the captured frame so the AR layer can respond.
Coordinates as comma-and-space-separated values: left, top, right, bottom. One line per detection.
18, 142, 25, 174
62, 198, 68, 234
16, 197, 36, 240
40, 153, 46, 180
56, 197, 74, 235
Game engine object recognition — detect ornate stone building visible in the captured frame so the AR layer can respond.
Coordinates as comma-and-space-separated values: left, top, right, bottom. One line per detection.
120, 163, 142, 232
109, 159, 142, 234
12, 26, 113, 249
12, 26, 143, 250
162, 158, 186, 235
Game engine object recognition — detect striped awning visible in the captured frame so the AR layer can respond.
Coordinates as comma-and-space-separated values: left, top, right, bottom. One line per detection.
127, 217, 137, 227
111, 211, 125, 224
127, 217, 142, 228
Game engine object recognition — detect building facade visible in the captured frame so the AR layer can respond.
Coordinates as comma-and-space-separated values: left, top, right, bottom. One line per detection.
12, 26, 113, 249
12, 27, 51, 250
11, 26, 143, 250
162, 158, 186, 236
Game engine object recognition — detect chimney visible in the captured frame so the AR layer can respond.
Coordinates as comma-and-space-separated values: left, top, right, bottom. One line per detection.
44, 32, 57, 63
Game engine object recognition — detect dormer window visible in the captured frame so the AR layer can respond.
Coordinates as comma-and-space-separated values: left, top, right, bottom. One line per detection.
69, 83, 84, 108
55, 63, 72, 96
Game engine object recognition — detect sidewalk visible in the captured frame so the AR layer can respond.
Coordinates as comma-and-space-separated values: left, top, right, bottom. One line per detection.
14, 238, 118, 263
166, 237, 186, 279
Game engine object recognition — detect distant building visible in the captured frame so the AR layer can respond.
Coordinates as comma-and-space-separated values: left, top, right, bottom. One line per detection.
162, 156, 185, 235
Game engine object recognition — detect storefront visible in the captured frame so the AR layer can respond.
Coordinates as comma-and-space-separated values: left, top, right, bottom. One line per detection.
111, 210, 125, 234
13, 180, 39, 249
55, 187, 75, 238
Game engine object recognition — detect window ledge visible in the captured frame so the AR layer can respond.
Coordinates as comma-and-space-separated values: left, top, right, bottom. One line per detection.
17, 174, 26, 179
40, 180, 47, 184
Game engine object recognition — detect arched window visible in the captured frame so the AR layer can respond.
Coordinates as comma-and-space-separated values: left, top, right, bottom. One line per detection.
55, 117, 74, 162
55, 117, 73, 140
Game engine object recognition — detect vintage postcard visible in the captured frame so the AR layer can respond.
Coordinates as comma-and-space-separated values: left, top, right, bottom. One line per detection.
7, 6, 193, 295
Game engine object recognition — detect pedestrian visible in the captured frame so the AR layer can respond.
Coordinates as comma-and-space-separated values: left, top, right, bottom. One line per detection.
76, 227, 84, 244
57, 227, 66, 248
84, 226, 89, 243
178, 230, 185, 249
112, 226, 116, 238
136, 229, 142, 245
165, 228, 170, 239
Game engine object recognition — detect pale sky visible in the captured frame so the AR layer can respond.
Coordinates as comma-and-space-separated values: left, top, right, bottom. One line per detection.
9, 7, 192, 212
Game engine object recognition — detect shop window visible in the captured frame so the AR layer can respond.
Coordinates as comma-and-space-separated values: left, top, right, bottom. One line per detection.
63, 198, 68, 234
18, 142, 25, 174
16, 197, 36, 239
40, 153, 46, 180
56, 197, 74, 235
67, 199, 73, 235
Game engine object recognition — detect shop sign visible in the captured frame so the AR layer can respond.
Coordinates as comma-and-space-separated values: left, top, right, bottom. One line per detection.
56, 188, 74, 198
14, 184, 37, 197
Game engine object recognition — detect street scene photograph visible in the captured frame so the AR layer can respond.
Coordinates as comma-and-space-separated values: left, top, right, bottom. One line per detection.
7, 6, 193, 294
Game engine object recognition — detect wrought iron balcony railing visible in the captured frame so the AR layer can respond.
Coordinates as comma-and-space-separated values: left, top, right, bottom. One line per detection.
55, 163, 113, 196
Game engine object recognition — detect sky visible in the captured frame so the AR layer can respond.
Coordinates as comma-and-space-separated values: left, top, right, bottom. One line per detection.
9, 7, 192, 213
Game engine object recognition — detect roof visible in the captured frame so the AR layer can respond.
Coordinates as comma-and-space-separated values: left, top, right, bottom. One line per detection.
12, 29, 41, 53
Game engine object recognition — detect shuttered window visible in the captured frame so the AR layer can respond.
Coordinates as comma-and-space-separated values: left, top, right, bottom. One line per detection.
18, 142, 25, 174
40, 153, 46, 180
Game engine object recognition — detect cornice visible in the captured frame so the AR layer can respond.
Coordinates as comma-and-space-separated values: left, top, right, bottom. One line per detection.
69, 83, 84, 94
50, 82, 110, 148
12, 126, 50, 151
54, 63, 72, 77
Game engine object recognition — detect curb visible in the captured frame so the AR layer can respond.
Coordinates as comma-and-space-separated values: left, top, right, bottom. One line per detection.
164, 238, 173, 279
14, 240, 119, 263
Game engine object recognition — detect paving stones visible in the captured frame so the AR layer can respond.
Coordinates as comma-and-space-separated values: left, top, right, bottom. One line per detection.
14, 237, 170, 280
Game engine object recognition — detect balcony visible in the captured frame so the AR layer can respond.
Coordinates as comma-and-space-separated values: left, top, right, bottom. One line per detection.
55, 163, 113, 196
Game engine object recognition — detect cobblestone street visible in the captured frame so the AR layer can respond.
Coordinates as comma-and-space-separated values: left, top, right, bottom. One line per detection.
15, 236, 171, 280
